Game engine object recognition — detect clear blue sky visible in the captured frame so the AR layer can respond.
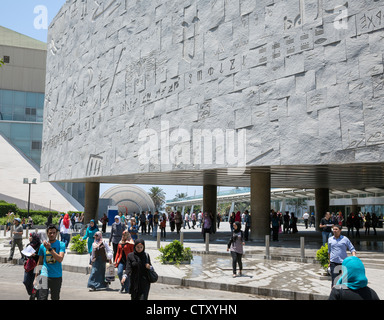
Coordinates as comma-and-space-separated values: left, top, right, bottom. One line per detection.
0, 0, 235, 200
0, 1, 66, 43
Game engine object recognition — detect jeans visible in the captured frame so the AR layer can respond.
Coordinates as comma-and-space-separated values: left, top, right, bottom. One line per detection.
231, 251, 243, 275
152, 224, 158, 237
37, 277, 62, 300
322, 231, 332, 245
23, 269, 35, 295
9, 238, 23, 259
330, 262, 342, 288
61, 233, 70, 248
117, 263, 130, 293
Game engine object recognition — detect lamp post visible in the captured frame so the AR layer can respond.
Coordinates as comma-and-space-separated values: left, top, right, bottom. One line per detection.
23, 178, 37, 216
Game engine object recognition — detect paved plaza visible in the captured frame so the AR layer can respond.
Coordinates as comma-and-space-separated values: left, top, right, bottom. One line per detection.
1, 222, 384, 300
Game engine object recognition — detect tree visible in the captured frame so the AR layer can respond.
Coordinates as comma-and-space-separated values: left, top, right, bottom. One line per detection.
148, 186, 165, 211
0, 58, 4, 68
174, 192, 188, 201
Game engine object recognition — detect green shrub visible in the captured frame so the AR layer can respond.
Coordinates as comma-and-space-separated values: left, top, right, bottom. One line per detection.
316, 243, 329, 271
70, 234, 87, 254
0, 202, 18, 217
158, 240, 193, 265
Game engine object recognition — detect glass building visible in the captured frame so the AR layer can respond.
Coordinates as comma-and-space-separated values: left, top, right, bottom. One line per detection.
0, 89, 44, 165
0, 26, 85, 206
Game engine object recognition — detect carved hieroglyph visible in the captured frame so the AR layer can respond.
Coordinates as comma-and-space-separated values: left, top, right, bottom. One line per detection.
41, 0, 384, 182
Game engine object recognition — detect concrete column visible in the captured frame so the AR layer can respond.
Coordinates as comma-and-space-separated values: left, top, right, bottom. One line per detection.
250, 169, 271, 240
203, 185, 217, 233
83, 182, 100, 224
229, 201, 235, 214
315, 188, 329, 232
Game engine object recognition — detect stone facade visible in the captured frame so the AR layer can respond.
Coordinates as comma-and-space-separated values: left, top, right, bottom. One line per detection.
41, 0, 384, 183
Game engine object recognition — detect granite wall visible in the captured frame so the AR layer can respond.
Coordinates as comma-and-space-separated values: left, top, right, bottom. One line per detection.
41, 0, 384, 182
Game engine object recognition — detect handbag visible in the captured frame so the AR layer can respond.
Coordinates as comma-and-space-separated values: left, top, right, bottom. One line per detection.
146, 253, 158, 283
105, 263, 115, 282
24, 257, 37, 272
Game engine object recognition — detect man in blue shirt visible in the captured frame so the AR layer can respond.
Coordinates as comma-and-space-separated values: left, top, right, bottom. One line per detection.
34, 224, 66, 300
328, 224, 356, 288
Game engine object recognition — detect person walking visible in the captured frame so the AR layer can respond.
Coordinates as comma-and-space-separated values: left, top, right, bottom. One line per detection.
160, 213, 167, 239
372, 213, 378, 236
283, 211, 290, 233
290, 212, 298, 233
183, 212, 191, 229
328, 256, 380, 300
303, 212, 309, 229
346, 213, 355, 238
153, 211, 159, 237
320, 212, 333, 245
45, 213, 53, 227
243, 210, 251, 241
169, 211, 175, 232
82, 219, 99, 257
122, 239, 153, 300
175, 211, 183, 234
364, 212, 371, 235
109, 215, 126, 262
88, 231, 113, 291
147, 211, 154, 235
23, 232, 41, 300
139, 211, 147, 235
115, 230, 134, 293
59, 213, 71, 249
198, 211, 202, 228
229, 212, 236, 232
129, 218, 139, 241
34, 224, 66, 300
227, 221, 245, 278
328, 225, 356, 287
235, 211, 241, 223
100, 213, 108, 234
191, 211, 196, 229
8, 218, 24, 261
270, 211, 280, 241
202, 212, 213, 242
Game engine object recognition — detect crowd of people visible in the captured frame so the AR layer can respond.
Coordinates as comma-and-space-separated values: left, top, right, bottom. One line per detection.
4, 206, 382, 301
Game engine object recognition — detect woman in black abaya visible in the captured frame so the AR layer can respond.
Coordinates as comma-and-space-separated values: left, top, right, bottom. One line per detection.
122, 239, 153, 300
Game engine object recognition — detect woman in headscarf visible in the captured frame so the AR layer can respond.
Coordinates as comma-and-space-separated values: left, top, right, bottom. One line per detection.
115, 230, 134, 293
82, 219, 99, 255
234, 211, 241, 223
227, 221, 245, 278
87, 231, 113, 291
59, 213, 71, 248
122, 239, 153, 300
328, 256, 380, 300
229, 212, 236, 232
109, 215, 126, 262
23, 232, 41, 299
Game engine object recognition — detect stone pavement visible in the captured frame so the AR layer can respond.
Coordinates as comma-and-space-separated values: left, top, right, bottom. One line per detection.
1, 223, 384, 300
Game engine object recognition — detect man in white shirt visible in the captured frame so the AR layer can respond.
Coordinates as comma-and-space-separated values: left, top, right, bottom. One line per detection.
303, 212, 309, 229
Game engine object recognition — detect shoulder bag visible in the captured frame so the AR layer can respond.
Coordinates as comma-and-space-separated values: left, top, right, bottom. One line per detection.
146, 253, 158, 283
